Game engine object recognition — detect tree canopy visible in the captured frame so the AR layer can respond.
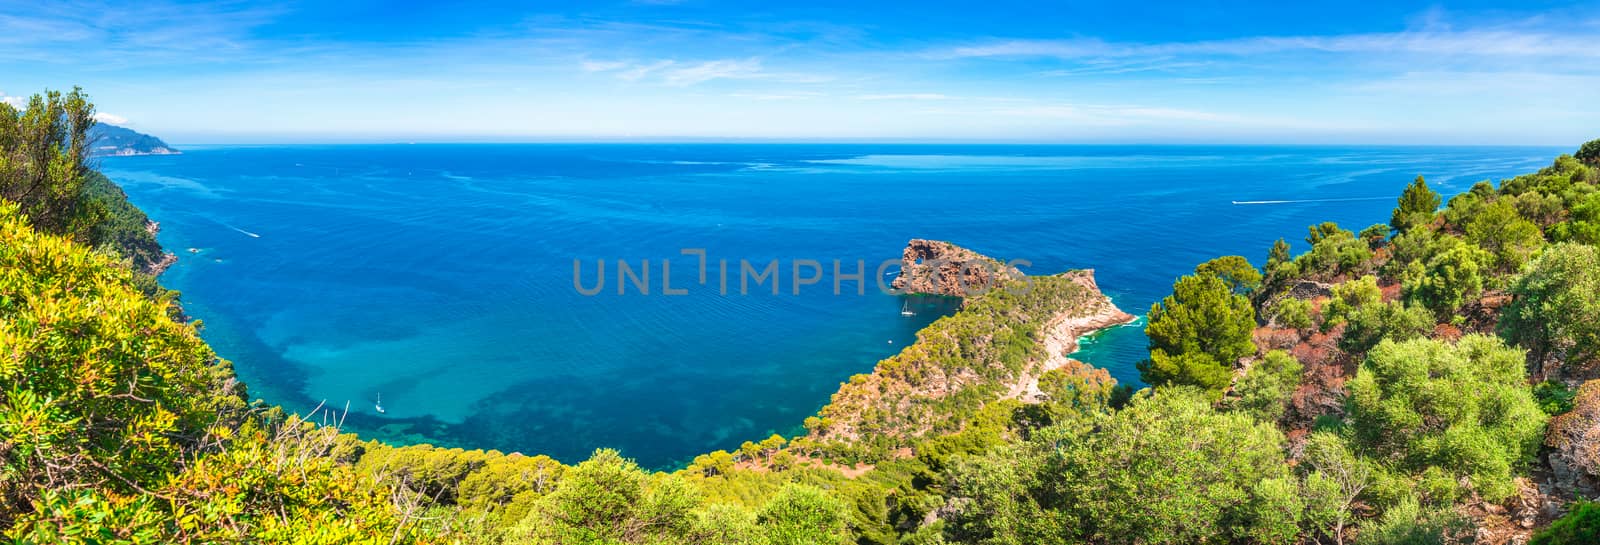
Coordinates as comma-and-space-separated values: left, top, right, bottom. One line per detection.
1139, 272, 1257, 396
1392, 175, 1442, 234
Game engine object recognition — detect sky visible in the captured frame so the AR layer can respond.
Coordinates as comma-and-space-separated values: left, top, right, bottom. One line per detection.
1, 0, 1597, 144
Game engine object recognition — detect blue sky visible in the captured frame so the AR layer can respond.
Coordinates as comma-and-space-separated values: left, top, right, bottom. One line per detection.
1, 1, 1596, 144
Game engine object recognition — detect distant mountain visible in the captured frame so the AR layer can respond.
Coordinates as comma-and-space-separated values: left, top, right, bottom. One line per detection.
89, 123, 179, 157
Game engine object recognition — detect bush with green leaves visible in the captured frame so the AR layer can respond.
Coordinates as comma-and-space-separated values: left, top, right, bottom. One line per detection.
1323, 276, 1433, 354
1533, 380, 1578, 415
1346, 335, 1547, 502
1352, 497, 1472, 545
1466, 199, 1544, 274
757, 484, 853, 545
1548, 192, 1600, 245
514, 449, 701, 544
947, 388, 1295, 545
1271, 296, 1315, 330
1577, 138, 1600, 166
0, 202, 239, 518
1297, 222, 1373, 279
1265, 238, 1300, 288
1502, 243, 1600, 369
1531, 501, 1600, 545
1360, 223, 1393, 249
1299, 432, 1375, 545
1231, 350, 1304, 422
1323, 276, 1384, 331
1401, 242, 1489, 317
0, 203, 439, 543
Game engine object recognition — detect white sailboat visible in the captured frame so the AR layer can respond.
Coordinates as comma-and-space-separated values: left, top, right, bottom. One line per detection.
375, 392, 386, 414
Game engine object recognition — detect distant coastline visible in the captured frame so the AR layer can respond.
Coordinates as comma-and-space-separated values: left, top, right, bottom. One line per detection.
89, 123, 180, 157
96, 146, 182, 157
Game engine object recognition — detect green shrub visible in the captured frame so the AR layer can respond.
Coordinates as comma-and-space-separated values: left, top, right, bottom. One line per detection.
1347, 335, 1547, 502
1231, 350, 1304, 422
1271, 297, 1314, 330
1532, 501, 1600, 545
1534, 380, 1578, 415
1578, 139, 1600, 165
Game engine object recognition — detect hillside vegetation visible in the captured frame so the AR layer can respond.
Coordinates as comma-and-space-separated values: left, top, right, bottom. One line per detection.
3, 87, 1600, 543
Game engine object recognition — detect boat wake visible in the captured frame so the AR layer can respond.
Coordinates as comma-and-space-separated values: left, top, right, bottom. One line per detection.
1231, 196, 1392, 205
214, 220, 262, 238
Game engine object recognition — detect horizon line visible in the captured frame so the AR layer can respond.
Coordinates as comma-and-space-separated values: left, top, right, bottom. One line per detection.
160, 140, 1578, 148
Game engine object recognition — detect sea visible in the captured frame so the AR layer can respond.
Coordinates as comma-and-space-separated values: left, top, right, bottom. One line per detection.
100, 143, 1564, 469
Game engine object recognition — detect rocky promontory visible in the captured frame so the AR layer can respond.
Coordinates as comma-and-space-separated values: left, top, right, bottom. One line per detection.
89, 123, 181, 157
891, 238, 1024, 297
802, 240, 1133, 452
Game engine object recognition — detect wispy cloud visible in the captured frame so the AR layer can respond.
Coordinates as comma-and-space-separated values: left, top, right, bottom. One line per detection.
93, 112, 128, 124
0, 2, 287, 64
580, 60, 630, 72
2, 1, 1593, 143
940, 27, 1600, 61
988, 103, 1237, 126
662, 59, 763, 86
730, 92, 826, 100
580, 58, 766, 86
857, 93, 950, 101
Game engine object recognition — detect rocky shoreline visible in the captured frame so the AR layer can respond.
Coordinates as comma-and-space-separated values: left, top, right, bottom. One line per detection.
142, 219, 179, 276
1008, 270, 1136, 402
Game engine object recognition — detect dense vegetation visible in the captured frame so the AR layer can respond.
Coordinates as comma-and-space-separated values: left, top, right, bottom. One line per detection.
3, 87, 1599, 543
0, 88, 169, 276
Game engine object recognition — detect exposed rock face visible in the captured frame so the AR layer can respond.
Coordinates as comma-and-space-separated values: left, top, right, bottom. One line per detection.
1546, 379, 1600, 498
892, 239, 1023, 297
1286, 280, 1333, 300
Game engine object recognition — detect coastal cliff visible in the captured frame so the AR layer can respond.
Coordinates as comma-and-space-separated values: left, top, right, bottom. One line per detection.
891, 238, 1024, 297
802, 240, 1133, 457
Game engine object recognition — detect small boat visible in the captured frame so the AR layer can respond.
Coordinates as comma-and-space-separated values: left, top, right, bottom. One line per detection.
900, 301, 915, 317
375, 392, 386, 414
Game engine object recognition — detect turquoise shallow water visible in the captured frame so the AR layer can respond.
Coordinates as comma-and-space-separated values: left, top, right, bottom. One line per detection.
101, 144, 1562, 468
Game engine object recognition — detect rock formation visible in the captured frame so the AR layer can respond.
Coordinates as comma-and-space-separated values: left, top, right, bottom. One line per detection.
891, 239, 1024, 297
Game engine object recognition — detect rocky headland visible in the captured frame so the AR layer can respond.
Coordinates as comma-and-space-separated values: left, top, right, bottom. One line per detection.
891, 238, 1025, 297
802, 239, 1133, 455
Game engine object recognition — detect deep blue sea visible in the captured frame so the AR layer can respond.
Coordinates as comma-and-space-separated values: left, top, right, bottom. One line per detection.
101, 144, 1562, 468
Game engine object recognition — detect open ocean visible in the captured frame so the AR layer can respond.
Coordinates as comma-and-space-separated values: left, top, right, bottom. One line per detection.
101, 144, 1562, 468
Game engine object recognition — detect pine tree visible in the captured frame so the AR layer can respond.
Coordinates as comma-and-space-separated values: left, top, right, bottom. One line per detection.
1391, 175, 1442, 233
